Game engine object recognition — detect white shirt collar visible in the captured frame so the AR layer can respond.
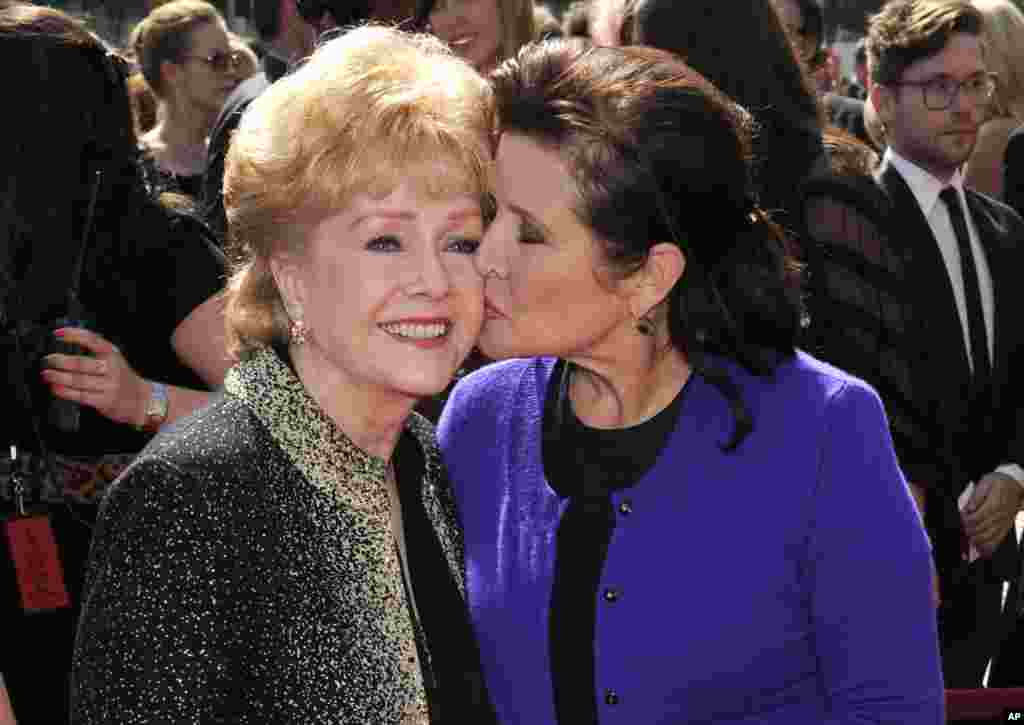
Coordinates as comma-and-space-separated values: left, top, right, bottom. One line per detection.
884, 147, 966, 218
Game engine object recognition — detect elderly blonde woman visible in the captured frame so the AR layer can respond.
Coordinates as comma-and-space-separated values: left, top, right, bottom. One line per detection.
71, 25, 495, 724
966, 0, 1024, 198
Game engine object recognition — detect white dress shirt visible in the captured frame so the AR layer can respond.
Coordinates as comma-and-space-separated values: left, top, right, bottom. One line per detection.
884, 148, 1023, 487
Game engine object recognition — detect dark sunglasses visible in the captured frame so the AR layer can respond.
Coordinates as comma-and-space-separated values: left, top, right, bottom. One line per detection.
182, 50, 242, 74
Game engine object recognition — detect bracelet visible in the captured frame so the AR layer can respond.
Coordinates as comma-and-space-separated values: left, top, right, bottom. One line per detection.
136, 381, 169, 433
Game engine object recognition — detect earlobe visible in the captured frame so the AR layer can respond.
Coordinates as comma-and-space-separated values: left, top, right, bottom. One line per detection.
160, 59, 177, 91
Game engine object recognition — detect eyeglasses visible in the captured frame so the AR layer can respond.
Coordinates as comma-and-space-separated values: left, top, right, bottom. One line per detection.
181, 50, 242, 74
890, 72, 996, 111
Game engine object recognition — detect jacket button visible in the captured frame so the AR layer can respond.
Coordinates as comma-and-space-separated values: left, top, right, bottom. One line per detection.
618, 499, 633, 515
605, 689, 619, 705
603, 587, 620, 603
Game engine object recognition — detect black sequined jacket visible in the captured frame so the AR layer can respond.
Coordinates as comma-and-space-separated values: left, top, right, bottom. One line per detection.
70, 347, 466, 724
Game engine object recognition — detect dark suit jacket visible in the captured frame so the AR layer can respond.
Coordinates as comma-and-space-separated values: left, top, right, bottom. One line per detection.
875, 161, 1024, 581
800, 160, 1024, 595
201, 55, 287, 243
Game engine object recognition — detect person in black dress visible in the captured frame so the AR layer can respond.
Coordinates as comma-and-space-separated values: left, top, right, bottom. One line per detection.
1, 5, 229, 722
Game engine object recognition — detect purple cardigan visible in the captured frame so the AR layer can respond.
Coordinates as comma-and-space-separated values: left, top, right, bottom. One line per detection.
438, 353, 944, 724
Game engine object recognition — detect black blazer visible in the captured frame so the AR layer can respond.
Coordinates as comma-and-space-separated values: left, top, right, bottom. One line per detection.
200, 54, 287, 243
800, 160, 1024, 590
878, 162, 1023, 580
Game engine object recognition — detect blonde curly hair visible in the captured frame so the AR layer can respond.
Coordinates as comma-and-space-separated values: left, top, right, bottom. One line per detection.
222, 24, 494, 359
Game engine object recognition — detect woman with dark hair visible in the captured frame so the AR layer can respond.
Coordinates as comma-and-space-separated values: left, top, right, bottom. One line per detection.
629, 0, 828, 236
2, 4, 229, 470
437, 40, 944, 723
1, 5, 227, 722
774, 0, 827, 75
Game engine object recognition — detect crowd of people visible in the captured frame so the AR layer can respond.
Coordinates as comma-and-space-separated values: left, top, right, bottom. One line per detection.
1, 0, 1023, 723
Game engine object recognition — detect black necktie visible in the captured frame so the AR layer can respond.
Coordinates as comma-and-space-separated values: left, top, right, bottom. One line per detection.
939, 187, 991, 387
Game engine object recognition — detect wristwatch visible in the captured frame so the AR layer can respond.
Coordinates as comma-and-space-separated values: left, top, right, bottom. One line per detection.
138, 381, 169, 434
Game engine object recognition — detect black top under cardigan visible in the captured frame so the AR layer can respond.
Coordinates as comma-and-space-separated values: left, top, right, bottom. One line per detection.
543, 359, 688, 724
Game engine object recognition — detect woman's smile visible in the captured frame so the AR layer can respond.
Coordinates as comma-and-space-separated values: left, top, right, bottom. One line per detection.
379, 317, 453, 348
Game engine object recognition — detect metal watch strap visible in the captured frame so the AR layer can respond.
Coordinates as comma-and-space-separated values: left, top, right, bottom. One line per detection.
140, 381, 168, 434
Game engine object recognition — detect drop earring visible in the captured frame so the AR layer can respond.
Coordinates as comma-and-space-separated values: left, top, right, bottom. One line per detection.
289, 318, 309, 346
635, 313, 654, 336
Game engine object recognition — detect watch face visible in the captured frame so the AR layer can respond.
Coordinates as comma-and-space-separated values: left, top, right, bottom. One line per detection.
135, 383, 169, 433
146, 384, 169, 420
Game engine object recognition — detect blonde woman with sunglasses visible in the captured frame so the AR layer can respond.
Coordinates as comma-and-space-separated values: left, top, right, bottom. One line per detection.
132, 0, 243, 202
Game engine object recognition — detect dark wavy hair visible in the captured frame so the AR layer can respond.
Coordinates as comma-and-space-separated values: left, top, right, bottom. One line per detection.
490, 39, 803, 448
1, 4, 156, 323
629, 0, 826, 239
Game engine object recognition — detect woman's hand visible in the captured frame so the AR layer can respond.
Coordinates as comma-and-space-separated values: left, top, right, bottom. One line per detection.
40, 327, 149, 428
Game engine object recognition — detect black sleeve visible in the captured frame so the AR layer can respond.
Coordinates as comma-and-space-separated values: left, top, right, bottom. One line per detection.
136, 212, 226, 342
1002, 124, 1024, 220
201, 104, 250, 245
798, 178, 975, 590
798, 175, 942, 488
71, 457, 239, 724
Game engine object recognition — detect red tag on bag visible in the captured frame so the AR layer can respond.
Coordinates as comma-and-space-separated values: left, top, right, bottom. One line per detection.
3, 515, 70, 612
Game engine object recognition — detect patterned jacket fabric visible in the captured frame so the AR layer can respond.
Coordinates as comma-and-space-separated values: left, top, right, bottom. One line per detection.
70, 346, 466, 724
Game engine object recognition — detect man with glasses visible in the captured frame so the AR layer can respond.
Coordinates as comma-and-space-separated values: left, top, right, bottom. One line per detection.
804, 0, 1024, 690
